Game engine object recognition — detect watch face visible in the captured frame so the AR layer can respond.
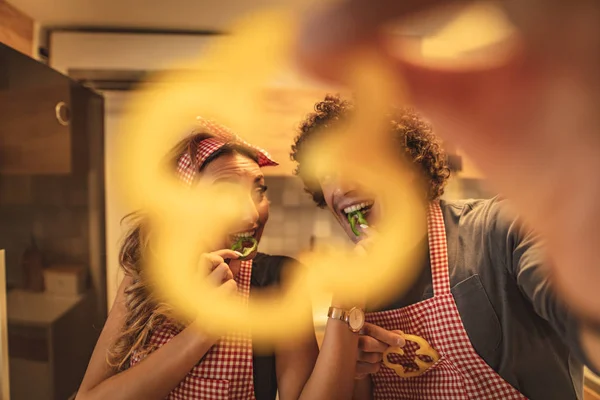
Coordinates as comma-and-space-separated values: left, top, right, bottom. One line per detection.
348, 308, 365, 331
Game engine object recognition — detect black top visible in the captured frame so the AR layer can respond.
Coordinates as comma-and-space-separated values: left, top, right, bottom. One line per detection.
370, 198, 593, 400
250, 253, 292, 400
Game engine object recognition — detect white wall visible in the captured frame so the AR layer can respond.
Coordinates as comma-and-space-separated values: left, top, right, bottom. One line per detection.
50, 31, 213, 74
103, 92, 132, 308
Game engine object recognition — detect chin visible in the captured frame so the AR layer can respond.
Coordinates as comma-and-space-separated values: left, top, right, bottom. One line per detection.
239, 250, 259, 261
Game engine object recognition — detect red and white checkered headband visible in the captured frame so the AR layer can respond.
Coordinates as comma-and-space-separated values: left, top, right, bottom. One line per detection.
176, 117, 278, 186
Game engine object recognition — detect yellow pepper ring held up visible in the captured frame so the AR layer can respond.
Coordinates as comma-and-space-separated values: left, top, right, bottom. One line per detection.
116, 9, 426, 345
383, 334, 441, 378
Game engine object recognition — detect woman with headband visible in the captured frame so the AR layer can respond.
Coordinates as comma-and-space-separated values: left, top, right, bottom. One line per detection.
75, 119, 363, 400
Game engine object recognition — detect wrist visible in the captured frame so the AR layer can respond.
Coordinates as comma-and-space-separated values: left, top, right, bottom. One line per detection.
186, 321, 219, 347
331, 295, 365, 310
328, 305, 366, 333
172, 325, 219, 366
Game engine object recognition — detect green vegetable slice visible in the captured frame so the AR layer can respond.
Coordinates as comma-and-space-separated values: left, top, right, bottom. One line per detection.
231, 237, 258, 259
348, 210, 368, 236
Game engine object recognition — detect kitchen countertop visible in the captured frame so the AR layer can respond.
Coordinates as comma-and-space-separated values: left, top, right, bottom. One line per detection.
6, 289, 82, 326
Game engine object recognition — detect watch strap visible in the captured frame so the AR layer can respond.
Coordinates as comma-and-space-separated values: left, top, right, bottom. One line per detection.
328, 307, 348, 324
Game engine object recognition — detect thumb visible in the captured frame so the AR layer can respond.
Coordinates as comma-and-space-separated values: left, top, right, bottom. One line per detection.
391, 330, 406, 347
363, 322, 406, 347
295, 0, 452, 83
213, 249, 243, 261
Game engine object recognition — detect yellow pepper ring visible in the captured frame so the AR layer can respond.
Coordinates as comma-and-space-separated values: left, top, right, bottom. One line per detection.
383, 334, 440, 378
116, 9, 426, 345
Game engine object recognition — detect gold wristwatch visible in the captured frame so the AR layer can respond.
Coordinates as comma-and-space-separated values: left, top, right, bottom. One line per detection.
328, 306, 365, 333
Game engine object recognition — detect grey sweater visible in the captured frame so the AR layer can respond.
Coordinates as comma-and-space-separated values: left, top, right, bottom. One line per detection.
370, 197, 595, 400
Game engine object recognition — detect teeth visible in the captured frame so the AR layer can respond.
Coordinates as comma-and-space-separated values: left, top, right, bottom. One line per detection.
343, 201, 373, 214
233, 231, 254, 239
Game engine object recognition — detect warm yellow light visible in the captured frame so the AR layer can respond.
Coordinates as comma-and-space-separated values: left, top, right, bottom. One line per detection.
421, 1, 517, 60
116, 10, 424, 345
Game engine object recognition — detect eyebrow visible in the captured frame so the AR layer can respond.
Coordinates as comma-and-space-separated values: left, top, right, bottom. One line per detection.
212, 174, 264, 185
212, 177, 239, 184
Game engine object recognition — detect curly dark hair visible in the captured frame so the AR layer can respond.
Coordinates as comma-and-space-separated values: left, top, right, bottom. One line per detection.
290, 94, 451, 207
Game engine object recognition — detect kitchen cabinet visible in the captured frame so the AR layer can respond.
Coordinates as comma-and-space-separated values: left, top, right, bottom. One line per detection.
0, 84, 72, 174
0, 1, 34, 57
1, 39, 106, 400
6, 289, 96, 400
0, 43, 88, 174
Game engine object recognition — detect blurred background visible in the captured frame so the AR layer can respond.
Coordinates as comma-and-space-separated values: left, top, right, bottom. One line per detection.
0, 0, 597, 399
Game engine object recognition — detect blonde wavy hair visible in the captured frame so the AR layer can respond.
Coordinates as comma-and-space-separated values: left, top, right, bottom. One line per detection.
106, 132, 259, 371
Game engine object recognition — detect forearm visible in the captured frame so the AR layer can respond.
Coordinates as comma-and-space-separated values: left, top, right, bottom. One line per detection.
298, 299, 363, 400
581, 322, 600, 375
297, 319, 359, 400
352, 377, 373, 400
76, 327, 216, 400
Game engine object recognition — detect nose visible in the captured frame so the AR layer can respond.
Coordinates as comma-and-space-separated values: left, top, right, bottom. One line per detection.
330, 175, 359, 200
240, 193, 259, 227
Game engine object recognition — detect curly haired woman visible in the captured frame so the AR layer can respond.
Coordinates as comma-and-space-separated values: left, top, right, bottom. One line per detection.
290, 95, 591, 400
75, 118, 365, 400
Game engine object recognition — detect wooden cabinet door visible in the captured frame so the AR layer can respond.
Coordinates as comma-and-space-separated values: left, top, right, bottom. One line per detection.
0, 43, 73, 174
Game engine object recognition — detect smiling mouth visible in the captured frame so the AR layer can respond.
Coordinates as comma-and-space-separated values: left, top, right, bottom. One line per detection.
229, 230, 258, 259
341, 201, 374, 236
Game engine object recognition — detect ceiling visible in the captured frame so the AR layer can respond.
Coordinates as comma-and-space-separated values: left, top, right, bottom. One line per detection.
8, 0, 464, 34
8, 0, 329, 32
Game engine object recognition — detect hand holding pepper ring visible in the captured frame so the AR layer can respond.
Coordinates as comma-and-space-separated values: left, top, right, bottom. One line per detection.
383, 334, 440, 378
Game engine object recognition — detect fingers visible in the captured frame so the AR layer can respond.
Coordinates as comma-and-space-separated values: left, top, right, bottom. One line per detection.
197, 249, 243, 291
358, 350, 383, 364
200, 250, 240, 269
296, 0, 455, 81
199, 253, 224, 272
358, 333, 388, 353
355, 323, 407, 379
218, 278, 238, 295
212, 249, 243, 261
362, 322, 406, 347
356, 361, 381, 376
199, 249, 242, 274
355, 227, 379, 254
208, 263, 233, 285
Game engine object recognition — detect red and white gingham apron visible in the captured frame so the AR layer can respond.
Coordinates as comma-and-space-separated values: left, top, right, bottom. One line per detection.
365, 202, 527, 399
131, 260, 256, 400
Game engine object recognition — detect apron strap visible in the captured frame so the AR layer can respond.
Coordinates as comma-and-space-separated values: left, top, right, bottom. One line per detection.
427, 202, 452, 296
238, 260, 252, 293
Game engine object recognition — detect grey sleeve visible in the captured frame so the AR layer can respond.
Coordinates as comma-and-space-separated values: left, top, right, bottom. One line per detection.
489, 199, 599, 375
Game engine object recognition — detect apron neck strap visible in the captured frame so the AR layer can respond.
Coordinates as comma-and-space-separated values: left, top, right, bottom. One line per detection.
427, 202, 451, 295
235, 260, 253, 301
